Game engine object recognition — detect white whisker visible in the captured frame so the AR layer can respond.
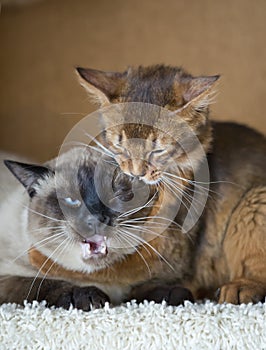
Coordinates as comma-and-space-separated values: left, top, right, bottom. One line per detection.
163, 171, 239, 192
119, 222, 169, 238
26, 239, 68, 301
27, 225, 66, 234
120, 219, 176, 230
162, 176, 204, 209
23, 205, 66, 223
84, 132, 116, 159
36, 237, 74, 300
118, 190, 158, 219
117, 229, 152, 277
11, 230, 65, 264
121, 215, 182, 230
60, 112, 87, 116
118, 228, 174, 272
162, 177, 198, 223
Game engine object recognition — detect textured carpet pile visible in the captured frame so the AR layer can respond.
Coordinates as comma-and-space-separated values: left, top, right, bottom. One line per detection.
0, 300, 265, 350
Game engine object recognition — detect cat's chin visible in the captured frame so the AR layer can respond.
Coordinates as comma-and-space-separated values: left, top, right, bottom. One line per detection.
141, 177, 160, 185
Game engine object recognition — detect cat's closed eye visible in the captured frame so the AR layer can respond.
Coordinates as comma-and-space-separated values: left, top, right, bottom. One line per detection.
113, 143, 124, 151
111, 134, 124, 150
150, 149, 166, 155
148, 149, 167, 161
112, 144, 130, 157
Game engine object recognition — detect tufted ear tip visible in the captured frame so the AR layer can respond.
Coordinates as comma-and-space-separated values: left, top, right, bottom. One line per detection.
75, 66, 84, 76
75, 66, 94, 81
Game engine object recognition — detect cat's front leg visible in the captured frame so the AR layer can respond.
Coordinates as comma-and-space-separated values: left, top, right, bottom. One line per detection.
217, 278, 266, 304
0, 276, 110, 311
129, 281, 194, 305
221, 186, 266, 304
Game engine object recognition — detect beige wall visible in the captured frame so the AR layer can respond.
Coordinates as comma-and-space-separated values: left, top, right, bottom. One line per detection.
1, 0, 266, 162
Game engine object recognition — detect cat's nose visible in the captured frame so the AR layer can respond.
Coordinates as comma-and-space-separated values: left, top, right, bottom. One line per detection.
130, 170, 146, 177
129, 159, 147, 177
98, 213, 111, 225
87, 214, 110, 228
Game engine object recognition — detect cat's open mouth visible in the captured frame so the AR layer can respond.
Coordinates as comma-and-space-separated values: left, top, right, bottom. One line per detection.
81, 235, 108, 259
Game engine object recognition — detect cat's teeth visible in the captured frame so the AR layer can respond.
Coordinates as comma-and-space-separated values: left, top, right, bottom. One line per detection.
81, 242, 92, 260
99, 242, 107, 255
81, 237, 108, 259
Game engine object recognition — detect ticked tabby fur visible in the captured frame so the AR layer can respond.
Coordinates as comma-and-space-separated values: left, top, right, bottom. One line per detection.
31, 65, 266, 304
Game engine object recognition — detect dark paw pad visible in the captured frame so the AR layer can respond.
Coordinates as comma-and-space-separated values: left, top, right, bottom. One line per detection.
72, 286, 110, 310
168, 286, 194, 305
56, 286, 110, 311
138, 285, 194, 306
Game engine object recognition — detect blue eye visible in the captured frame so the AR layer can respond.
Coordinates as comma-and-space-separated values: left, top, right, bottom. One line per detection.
63, 197, 81, 208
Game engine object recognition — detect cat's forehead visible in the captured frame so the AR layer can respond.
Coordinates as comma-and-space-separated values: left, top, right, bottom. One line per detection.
45, 148, 99, 189
119, 65, 190, 106
48, 147, 133, 193
122, 124, 157, 140
106, 124, 175, 146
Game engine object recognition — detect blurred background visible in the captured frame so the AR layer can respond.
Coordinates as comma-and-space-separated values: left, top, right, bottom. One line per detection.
1, 0, 266, 162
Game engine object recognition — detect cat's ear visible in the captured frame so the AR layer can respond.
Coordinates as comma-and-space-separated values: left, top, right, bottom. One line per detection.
4, 160, 54, 198
76, 67, 126, 106
177, 75, 220, 125
182, 75, 220, 103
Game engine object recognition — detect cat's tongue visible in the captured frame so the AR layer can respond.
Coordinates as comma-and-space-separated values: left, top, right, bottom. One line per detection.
81, 235, 108, 259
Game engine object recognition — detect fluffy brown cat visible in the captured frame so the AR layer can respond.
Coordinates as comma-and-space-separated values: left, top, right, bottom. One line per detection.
30, 65, 266, 304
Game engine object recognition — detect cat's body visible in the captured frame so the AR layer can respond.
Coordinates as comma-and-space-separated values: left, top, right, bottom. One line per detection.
30, 120, 266, 304
190, 122, 266, 302
0, 148, 193, 308
2, 64, 266, 307
0, 149, 114, 307
36, 64, 265, 304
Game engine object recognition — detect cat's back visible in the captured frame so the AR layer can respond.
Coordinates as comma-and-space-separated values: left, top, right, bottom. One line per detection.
192, 122, 266, 294
203, 121, 266, 246
209, 122, 266, 186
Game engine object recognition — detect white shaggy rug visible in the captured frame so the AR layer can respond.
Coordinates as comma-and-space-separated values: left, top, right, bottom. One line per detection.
0, 300, 265, 350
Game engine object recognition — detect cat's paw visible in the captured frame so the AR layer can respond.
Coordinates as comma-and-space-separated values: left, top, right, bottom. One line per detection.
217, 279, 266, 304
55, 286, 110, 311
134, 285, 194, 306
